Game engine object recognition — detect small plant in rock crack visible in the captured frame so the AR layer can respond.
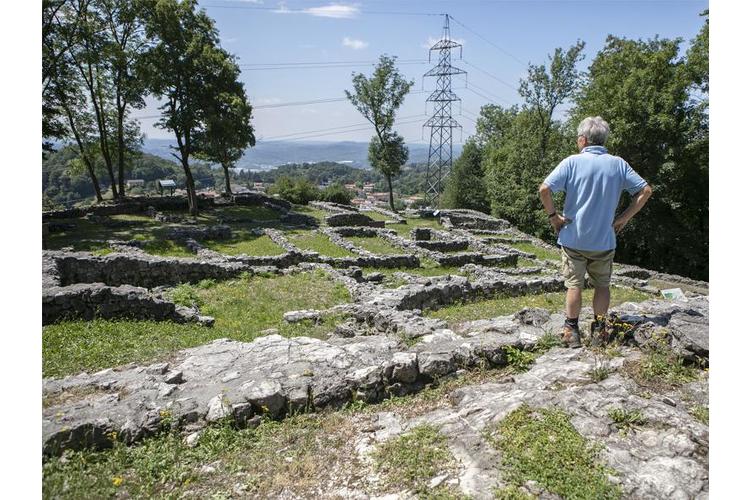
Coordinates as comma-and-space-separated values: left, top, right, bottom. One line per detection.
587, 351, 612, 382
167, 283, 204, 308
608, 407, 646, 434
505, 346, 536, 372
534, 331, 564, 353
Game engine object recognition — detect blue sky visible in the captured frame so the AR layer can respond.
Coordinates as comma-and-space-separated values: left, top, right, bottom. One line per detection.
137, 0, 708, 143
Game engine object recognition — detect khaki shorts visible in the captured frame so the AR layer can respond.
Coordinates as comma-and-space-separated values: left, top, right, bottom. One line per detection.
560, 246, 615, 289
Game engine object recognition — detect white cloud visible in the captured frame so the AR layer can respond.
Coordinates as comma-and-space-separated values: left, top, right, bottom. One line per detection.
342, 37, 368, 50
275, 2, 360, 19
421, 36, 466, 49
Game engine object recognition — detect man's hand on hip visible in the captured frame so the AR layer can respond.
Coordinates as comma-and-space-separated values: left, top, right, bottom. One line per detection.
550, 214, 571, 234
613, 215, 630, 234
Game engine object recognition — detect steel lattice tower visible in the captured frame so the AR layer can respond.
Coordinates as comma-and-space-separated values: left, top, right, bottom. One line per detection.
423, 14, 465, 206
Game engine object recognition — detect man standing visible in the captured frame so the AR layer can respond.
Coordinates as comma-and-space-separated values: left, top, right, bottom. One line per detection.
539, 116, 652, 348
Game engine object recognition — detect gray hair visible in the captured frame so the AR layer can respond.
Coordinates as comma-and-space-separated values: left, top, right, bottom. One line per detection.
577, 116, 610, 145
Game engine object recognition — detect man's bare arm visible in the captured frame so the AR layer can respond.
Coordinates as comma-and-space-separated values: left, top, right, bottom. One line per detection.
613, 185, 653, 233
539, 183, 570, 233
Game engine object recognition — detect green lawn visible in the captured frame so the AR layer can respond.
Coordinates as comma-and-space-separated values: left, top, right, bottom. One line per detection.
361, 210, 393, 222
346, 236, 405, 255
426, 287, 653, 328
203, 233, 285, 256
508, 242, 560, 261
285, 230, 355, 257
42, 271, 350, 377
45, 217, 194, 257
389, 217, 445, 236
292, 204, 329, 223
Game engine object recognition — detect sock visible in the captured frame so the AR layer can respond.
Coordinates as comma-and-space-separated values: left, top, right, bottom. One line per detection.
565, 317, 579, 330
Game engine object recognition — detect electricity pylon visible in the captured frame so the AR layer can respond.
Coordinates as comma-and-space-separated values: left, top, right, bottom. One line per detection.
423, 14, 465, 206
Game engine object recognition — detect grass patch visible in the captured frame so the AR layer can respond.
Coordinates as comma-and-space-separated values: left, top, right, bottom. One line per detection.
690, 405, 709, 425
346, 235, 405, 255
623, 329, 699, 390
292, 204, 329, 223
286, 230, 355, 257
608, 407, 647, 434
389, 217, 445, 236
203, 233, 285, 256
426, 288, 652, 329
494, 485, 536, 500
43, 413, 358, 500
486, 405, 621, 500
508, 242, 560, 261
372, 424, 457, 495
45, 216, 196, 257
361, 210, 393, 222
43, 271, 350, 377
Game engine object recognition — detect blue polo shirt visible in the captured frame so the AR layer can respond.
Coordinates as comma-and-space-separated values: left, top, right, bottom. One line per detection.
543, 145, 647, 251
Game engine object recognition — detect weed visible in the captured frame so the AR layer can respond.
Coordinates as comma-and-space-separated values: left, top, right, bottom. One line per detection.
690, 405, 709, 425
504, 346, 536, 372
608, 407, 646, 434
167, 283, 204, 308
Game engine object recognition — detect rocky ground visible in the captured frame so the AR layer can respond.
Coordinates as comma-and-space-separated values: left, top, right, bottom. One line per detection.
41, 199, 709, 499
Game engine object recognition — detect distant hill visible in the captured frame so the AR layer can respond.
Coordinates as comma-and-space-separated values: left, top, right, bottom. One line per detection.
141, 138, 456, 170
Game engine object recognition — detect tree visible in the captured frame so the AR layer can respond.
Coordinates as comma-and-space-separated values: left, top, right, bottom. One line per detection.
368, 131, 409, 210
481, 43, 584, 239
194, 65, 255, 196
99, 0, 148, 197
346, 55, 413, 211
320, 183, 353, 205
44, 1, 104, 202
442, 139, 489, 212
571, 30, 708, 280
141, 0, 244, 215
518, 41, 585, 162
268, 176, 320, 205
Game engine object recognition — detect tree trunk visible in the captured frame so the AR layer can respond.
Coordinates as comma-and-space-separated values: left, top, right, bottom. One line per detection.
63, 106, 103, 202
386, 174, 395, 212
222, 163, 232, 196
116, 100, 126, 198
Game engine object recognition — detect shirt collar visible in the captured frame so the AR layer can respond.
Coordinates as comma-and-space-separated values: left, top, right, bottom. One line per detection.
581, 145, 608, 155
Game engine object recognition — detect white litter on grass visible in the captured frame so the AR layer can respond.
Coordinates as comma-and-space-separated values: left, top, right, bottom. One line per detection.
660, 288, 687, 301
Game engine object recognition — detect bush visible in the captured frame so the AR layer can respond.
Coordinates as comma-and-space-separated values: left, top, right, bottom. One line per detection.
319, 183, 353, 205
267, 176, 320, 205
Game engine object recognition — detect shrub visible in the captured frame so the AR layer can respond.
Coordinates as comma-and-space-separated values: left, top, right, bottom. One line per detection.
320, 183, 353, 205
267, 176, 320, 205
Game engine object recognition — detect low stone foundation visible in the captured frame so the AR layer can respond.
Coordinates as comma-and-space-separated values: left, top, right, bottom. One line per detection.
42, 283, 212, 326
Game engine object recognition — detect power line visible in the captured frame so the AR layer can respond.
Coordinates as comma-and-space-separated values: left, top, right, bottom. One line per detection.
462, 59, 518, 92
464, 85, 503, 106
239, 61, 428, 71
261, 117, 427, 143
239, 59, 427, 67
133, 91, 431, 120
448, 15, 527, 67
466, 82, 512, 106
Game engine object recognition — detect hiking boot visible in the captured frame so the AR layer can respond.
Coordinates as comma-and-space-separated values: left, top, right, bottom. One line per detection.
590, 317, 610, 348
560, 324, 582, 348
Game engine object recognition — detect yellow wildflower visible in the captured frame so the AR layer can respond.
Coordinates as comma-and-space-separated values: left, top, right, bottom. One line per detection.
112, 476, 124, 487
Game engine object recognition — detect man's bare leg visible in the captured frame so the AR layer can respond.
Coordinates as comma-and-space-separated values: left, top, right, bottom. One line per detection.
593, 286, 610, 316
562, 287, 584, 348
566, 287, 583, 319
